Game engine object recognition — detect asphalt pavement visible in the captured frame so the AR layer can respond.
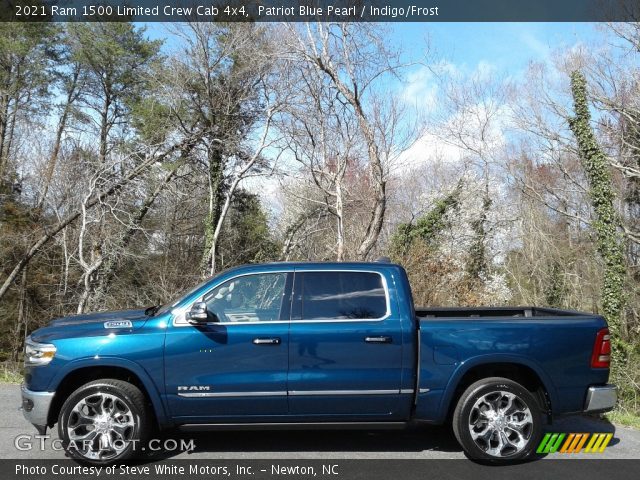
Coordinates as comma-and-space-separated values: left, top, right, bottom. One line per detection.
2, 383, 639, 460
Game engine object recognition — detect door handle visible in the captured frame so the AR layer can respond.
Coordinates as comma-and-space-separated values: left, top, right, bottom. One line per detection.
364, 336, 392, 344
252, 337, 281, 345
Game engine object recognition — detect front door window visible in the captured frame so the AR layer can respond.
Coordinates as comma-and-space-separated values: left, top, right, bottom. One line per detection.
203, 273, 288, 323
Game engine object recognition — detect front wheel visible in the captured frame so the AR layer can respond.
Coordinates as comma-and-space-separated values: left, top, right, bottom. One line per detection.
452, 377, 543, 462
58, 379, 150, 464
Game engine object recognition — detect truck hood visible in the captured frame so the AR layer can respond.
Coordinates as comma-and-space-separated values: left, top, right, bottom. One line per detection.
30, 309, 149, 342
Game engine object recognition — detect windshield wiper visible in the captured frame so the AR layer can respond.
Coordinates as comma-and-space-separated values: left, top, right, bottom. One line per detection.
144, 305, 161, 316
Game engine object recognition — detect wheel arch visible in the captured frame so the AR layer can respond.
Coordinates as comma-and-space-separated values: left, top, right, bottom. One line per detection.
47, 359, 168, 429
440, 355, 557, 423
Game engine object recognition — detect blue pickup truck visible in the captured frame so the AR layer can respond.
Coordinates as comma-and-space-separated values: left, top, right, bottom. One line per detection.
21, 261, 616, 463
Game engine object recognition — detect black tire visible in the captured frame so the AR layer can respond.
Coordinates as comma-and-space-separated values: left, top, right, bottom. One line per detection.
58, 379, 150, 465
452, 377, 543, 462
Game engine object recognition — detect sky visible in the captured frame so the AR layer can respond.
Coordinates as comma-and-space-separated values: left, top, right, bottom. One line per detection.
393, 22, 600, 71
142, 22, 606, 119
145, 21, 603, 78
384, 23, 605, 174
140, 22, 607, 211
386, 22, 607, 113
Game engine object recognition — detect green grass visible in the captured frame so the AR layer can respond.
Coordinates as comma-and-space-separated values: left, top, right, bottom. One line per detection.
606, 410, 640, 430
0, 363, 22, 384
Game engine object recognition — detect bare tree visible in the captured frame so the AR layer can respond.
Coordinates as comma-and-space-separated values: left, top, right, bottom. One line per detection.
75, 169, 106, 313
36, 62, 84, 211
275, 51, 361, 260
165, 23, 279, 276
0, 136, 199, 302
279, 22, 417, 260
205, 101, 281, 275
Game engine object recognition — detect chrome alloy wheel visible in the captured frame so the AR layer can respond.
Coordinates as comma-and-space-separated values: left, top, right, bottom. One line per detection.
66, 392, 136, 461
468, 390, 533, 458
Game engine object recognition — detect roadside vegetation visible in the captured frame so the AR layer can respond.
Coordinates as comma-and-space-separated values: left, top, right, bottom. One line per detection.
607, 411, 640, 430
0, 362, 21, 384
0, 21, 639, 423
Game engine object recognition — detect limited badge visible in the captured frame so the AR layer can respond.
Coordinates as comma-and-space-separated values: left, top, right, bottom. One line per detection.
104, 320, 133, 329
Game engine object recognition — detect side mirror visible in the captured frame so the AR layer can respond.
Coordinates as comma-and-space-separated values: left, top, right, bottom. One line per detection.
187, 301, 210, 324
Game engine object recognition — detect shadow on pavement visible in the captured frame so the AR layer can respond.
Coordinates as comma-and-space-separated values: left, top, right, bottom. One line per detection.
549, 414, 618, 446
140, 414, 622, 463
141, 424, 461, 462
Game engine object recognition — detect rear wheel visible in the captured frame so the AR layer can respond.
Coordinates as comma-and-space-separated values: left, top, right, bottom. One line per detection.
58, 379, 150, 464
452, 377, 543, 462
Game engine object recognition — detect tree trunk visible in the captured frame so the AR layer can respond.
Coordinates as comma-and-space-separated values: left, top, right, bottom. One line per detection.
201, 145, 225, 276
10, 268, 28, 362
313, 58, 387, 260
568, 71, 627, 337
91, 166, 181, 304
3, 92, 20, 166
0, 60, 13, 178
37, 67, 80, 210
207, 170, 244, 276
335, 175, 345, 261
0, 92, 11, 178
99, 95, 111, 166
77, 258, 102, 314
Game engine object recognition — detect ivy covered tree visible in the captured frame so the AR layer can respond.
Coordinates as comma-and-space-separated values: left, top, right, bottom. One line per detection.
568, 71, 627, 338
390, 180, 463, 257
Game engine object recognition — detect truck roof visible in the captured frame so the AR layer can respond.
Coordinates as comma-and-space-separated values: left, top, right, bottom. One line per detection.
232, 260, 400, 269
209, 260, 402, 279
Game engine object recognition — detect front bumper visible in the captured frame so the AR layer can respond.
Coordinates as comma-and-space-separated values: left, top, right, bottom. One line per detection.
584, 384, 617, 413
20, 384, 55, 432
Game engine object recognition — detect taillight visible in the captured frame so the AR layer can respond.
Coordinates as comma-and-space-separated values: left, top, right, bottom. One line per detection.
591, 328, 611, 368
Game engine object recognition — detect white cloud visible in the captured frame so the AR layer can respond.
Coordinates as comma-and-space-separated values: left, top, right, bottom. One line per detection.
242, 174, 283, 216
401, 66, 439, 110
519, 30, 551, 60
475, 60, 498, 81
400, 61, 460, 111
393, 131, 467, 172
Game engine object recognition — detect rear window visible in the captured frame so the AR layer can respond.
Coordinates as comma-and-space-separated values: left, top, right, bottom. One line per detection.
299, 271, 387, 320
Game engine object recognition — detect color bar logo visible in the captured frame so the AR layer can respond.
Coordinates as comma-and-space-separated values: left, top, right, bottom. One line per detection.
537, 433, 613, 454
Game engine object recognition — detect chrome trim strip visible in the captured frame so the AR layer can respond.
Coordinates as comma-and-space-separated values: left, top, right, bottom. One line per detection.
414, 322, 421, 406
173, 269, 393, 327
419, 388, 430, 393
179, 388, 406, 398
179, 320, 291, 326
178, 391, 287, 398
179, 422, 408, 431
288, 389, 398, 396
290, 318, 388, 324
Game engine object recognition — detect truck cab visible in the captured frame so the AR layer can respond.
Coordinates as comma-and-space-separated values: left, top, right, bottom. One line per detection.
21, 261, 616, 464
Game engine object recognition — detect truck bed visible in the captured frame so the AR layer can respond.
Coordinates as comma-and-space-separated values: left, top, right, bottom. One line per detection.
413, 304, 608, 421
416, 306, 592, 318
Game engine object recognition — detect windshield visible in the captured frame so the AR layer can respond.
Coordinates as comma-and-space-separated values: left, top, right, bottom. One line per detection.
153, 277, 214, 316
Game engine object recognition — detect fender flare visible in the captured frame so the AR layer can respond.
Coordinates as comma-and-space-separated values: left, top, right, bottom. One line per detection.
48, 356, 170, 427
437, 353, 558, 421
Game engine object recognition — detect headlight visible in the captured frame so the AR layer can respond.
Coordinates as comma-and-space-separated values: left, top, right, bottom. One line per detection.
24, 337, 56, 367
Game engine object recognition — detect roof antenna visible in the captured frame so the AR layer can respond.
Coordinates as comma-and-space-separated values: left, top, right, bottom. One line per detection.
375, 256, 391, 263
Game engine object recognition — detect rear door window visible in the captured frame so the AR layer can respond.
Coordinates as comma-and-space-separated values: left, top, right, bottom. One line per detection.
298, 271, 387, 320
